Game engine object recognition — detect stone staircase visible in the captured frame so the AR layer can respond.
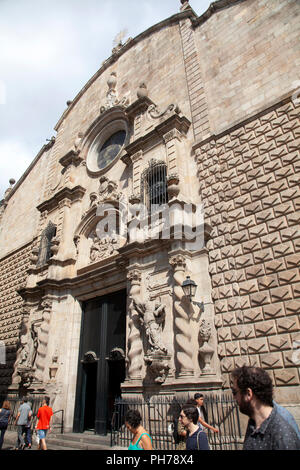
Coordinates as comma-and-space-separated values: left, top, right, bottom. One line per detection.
2, 430, 127, 451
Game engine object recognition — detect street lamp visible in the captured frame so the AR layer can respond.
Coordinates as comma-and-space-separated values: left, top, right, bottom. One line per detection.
182, 276, 204, 312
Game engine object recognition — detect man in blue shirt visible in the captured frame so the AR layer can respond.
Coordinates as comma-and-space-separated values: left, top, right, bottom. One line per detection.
231, 366, 300, 450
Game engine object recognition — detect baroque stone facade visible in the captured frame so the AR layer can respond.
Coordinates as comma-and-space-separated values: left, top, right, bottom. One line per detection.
0, 0, 299, 433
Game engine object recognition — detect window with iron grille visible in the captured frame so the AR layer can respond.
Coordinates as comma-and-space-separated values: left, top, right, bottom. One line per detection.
141, 160, 168, 212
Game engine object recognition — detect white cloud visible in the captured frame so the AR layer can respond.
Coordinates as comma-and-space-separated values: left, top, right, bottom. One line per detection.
0, 140, 33, 198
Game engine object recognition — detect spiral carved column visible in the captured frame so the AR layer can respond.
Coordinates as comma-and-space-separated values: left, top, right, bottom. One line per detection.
126, 269, 143, 380
169, 254, 194, 377
35, 299, 52, 382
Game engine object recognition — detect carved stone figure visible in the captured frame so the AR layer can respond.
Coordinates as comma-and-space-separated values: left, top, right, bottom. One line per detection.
90, 234, 118, 262
98, 176, 120, 203
100, 72, 129, 113
18, 322, 39, 374
144, 355, 170, 384
198, 319, 214, 375
133, 298, 168, 355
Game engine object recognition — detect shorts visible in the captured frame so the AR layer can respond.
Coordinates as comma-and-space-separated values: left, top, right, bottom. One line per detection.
37, 429, 48, 440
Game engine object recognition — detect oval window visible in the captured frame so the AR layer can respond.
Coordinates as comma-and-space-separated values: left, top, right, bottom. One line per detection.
96, 130, 126, 170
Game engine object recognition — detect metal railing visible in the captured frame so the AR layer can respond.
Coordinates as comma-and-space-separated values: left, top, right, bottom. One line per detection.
111, 393, 243, 450
0, 395, 64, 434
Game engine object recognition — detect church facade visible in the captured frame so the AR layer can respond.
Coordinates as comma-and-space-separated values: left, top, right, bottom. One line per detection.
0, 0, 299, 434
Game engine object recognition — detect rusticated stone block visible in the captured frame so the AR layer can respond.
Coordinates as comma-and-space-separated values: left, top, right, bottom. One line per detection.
251, 187, 269, 201
214, 314, 223, 328
261, 194, 281, 209
235, 254, 253, 269
239, 280, 259, 295
234, 356, 250, 368
260, 353, 283, 369
257, 275, 278, 290
226, 342, 240, 356
220, 357, 234, 373
255, 320, 276, 337
265, 258, 286, 274
285, 254, 300, 269
227, 297, 241, 311
282, 350, 298, 368
273, 241, 294, 259
269, 179, 288, 194
278, 269, 300, 285
250, 291, 271, 307
223, 312, 236, 326
218, 285, 234, 299
248, 223, 267, 239
218, 327, 231, 342
281, 186, 300, 201
256, 209, 274, 224
277, 316, 299, 334
286, 211, 300, 227
243, 307, 263, 323
268, 334, 291, 352
270, 285, 293, 303
231, 230, 248, 244
248, 338, 268, 354
267, 216, 288, 232
244, 324, 255, 339
284, 300, 300, 316
211, 273, 224, 287
292, 283, 300, 298
216, 259, 230, 273
263, 303, 285, 319
231, 325, 244, 340
214, 300, 227, 314
274, 369, 300, 386
256, 173, 275, 188
238, 215, 256, 231
280, 226, 300, 241
242, 239, 261, 253
245, 264, 265, 279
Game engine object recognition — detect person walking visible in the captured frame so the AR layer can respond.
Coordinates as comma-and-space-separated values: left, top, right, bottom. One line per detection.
179, 405, 210, 450
36, 396, 53, 450
231, 365, 300, 450
194, 393, 219, 434
125, 409, 153, 450
14, 397, 32, 450
0, 400, 11, 450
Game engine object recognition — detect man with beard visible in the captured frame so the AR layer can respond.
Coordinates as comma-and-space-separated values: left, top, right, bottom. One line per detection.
231, 366, 300, 450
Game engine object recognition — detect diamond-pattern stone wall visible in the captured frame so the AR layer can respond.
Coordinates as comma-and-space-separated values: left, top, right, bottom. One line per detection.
195, 97, 300, 390
0, 243, 32, 390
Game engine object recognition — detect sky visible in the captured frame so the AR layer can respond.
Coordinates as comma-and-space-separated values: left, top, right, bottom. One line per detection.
0, 0, 212, 199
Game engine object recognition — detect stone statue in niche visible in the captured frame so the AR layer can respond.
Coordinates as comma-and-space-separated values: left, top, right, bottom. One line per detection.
133, 298, 168, 355
17, 322, 39, 386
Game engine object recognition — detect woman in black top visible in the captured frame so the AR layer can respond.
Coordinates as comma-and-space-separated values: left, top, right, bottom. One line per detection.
179, 405, 210, 450
0, 400, 11, 450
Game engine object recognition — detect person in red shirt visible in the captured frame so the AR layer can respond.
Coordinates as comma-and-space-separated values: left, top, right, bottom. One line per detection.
36, 397, 53, 450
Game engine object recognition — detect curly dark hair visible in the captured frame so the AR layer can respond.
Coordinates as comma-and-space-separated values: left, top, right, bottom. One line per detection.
231, 366, 273, 407
181, 405, 199, 425
124, 409, 142, 429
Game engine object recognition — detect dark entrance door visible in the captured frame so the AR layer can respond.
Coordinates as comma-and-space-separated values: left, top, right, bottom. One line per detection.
73, 289, 126, 435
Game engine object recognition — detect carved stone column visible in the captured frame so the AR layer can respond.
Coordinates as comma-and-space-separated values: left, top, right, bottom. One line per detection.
34, 299, 52, 383
169, 254, 194, 378
126, 269, 143, 380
